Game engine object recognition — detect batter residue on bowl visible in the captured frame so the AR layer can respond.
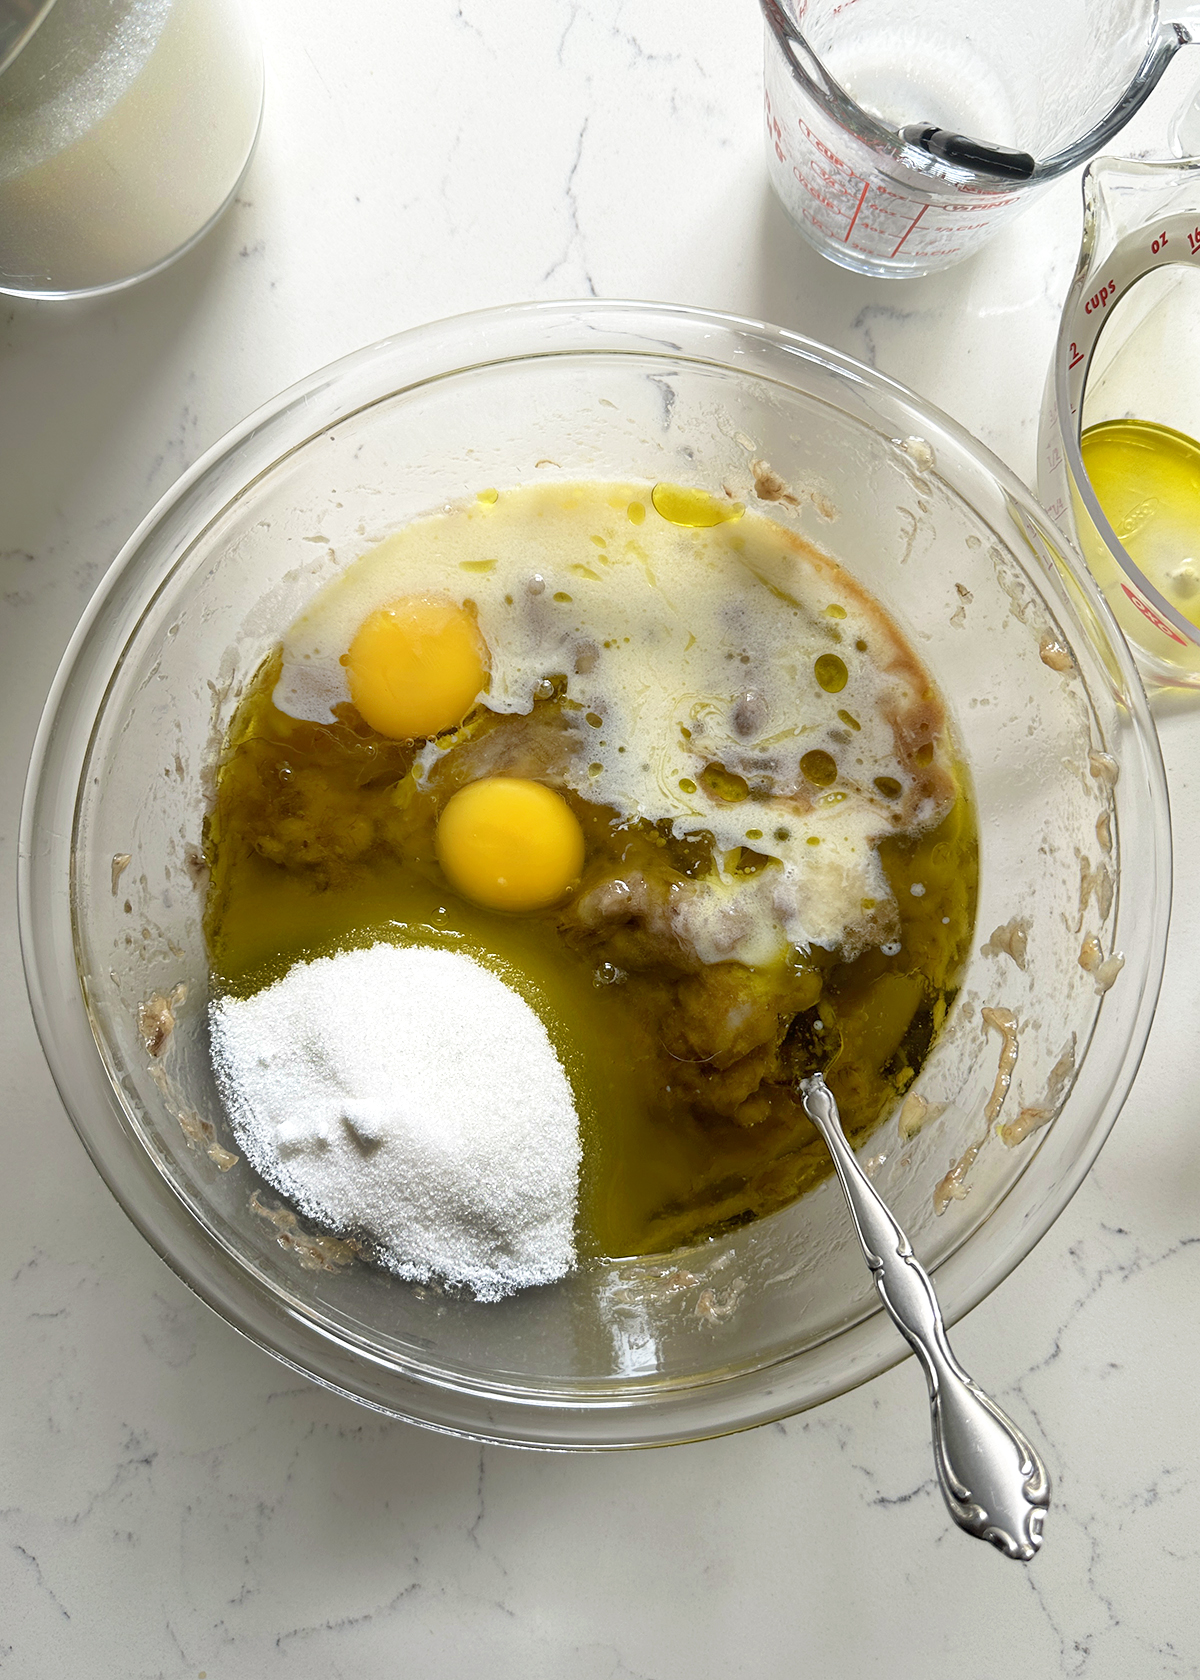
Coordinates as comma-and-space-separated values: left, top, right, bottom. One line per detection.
204, 479, 977, 1264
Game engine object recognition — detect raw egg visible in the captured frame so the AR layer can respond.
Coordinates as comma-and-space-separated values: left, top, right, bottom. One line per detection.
276, 480, 950, 961
344, 596, 489, 738
436, 777, 585, 912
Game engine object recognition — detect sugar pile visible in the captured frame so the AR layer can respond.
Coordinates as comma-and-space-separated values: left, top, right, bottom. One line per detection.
209, 943, 581, 1302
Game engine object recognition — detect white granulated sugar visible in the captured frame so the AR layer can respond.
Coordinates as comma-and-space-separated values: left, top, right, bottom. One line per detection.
209, 943, 581, 1302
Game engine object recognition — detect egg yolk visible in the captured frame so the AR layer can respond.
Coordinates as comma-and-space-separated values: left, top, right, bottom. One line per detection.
344, 597, 489, 739
436, 778, 585, 912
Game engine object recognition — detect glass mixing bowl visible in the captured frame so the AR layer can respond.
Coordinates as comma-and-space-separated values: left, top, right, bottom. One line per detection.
19, 301, 1170, 1447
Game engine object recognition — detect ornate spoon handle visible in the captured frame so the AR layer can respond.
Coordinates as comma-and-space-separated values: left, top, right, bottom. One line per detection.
799, 1074, 1050, 1560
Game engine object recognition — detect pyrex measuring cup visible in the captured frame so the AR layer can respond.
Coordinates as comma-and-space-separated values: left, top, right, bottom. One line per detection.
1039, 144, 1200, 687
762, 0, 1199, 278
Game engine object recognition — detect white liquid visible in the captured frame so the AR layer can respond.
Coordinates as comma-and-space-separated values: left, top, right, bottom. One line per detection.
0, 0, 262, 296
824, 33, 1020, 145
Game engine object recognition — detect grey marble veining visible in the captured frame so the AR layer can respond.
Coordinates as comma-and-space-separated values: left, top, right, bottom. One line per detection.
3, 3, 1200, 1675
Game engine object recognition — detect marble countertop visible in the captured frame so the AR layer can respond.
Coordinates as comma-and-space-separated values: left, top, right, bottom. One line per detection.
3, 3, 1199, 1674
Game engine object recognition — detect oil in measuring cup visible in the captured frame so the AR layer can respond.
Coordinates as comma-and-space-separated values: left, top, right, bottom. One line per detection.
1039, 155, 1200, 687
1082, 418, 1200, 621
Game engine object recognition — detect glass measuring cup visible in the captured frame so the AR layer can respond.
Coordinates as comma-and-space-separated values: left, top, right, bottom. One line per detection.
761, 0, 1199, 278
1038, 142, 1200, 688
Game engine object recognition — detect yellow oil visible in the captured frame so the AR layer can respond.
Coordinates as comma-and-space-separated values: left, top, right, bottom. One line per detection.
1080, 418, 1200, 631
650, 482, 745, 528
204, 657, 978, 1261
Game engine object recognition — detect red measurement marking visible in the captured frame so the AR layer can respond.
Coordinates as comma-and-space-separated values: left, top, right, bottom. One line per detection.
765, 95, 785, 162
890, 203, 928, 258
1085, 280, 1117, 315
813, 158, 849, 194
1121, 583, 1188, 645
794, 115, 852, 173
1068, 342, 1084, 369
794, 170, 843, 217
843, 179, 870, 241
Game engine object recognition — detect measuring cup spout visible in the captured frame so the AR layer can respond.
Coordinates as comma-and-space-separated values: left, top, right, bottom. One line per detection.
1035, 21, 1197, 180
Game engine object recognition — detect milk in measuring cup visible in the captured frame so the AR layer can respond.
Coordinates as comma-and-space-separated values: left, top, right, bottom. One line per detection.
761, 0, 1199, 278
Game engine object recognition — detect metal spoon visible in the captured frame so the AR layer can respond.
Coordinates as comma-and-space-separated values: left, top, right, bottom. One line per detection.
798, 1073, 1050, 1560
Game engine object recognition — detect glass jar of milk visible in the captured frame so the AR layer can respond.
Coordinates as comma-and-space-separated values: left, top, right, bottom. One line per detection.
0, 0, 262, 298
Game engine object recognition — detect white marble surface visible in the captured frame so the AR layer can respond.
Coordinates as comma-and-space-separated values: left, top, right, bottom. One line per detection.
3, 3, 1200, 1675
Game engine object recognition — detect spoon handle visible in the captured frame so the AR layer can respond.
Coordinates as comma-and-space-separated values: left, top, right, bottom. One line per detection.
799, 1074, 1050, 1561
